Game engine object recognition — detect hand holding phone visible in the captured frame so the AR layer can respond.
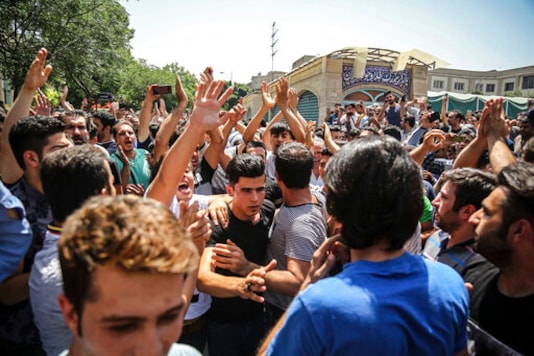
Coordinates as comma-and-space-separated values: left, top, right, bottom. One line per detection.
153, 85, 172, 95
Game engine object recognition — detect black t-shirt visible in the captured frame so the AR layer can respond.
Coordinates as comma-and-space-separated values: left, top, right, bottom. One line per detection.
470, 271, 534, 355
207, 200, 275, 321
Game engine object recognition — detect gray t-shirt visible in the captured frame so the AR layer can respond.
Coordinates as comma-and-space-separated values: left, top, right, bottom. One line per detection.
264, 191, 327, 310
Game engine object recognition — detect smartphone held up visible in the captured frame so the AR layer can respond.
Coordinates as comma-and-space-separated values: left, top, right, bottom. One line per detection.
152, 85, 172, 95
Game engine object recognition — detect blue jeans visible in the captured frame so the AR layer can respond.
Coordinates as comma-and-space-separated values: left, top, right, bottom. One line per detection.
207, 313, 265, 356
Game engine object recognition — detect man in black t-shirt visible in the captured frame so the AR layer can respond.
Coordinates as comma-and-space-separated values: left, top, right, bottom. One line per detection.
197, 154, 275, 356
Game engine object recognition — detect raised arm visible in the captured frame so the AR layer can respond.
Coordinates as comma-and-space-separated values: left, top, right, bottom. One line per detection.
137, 84, 161, 144
152, 76, 189, 162
275, 78, 306, 143
484, 98, 516, 174
146, 79, 232, 207
321, 122, 340, 153
453, 106, 488, 169
242, 81, 275, 143
60, 85, 75, 112
1, 48, 52, 184
410, 129, 446, 166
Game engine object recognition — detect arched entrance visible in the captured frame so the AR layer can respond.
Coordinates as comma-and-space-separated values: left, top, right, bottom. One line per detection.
297, 90, 319, 122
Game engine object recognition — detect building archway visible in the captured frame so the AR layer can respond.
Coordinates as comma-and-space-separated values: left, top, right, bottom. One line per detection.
297, 90, 319, 122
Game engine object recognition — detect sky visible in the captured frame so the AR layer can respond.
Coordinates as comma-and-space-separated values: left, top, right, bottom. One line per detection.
121, 0, 534, 84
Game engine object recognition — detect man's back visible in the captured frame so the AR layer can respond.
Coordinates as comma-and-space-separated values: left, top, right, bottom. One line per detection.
268, 253, 468, 355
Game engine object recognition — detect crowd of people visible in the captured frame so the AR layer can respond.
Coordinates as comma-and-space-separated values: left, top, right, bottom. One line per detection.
0, 47, 533, 356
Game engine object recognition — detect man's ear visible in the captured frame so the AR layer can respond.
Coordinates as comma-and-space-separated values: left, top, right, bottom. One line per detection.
23, 150, 40, 169
226, 185, 233, 196
58, 294, 80, 336
459, 204, 477, 221
509, 219, 533, 243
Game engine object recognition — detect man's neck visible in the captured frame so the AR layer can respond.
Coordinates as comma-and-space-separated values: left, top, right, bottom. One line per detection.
350, 242, 405, 263
446, 225, 476, 249
24, 170, 43, 194
498, 266, 534, 298
282, 187, 313, 207
230, 202, 260, 224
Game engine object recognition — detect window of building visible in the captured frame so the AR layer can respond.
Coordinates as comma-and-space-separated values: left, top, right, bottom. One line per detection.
504, 82, 514, 92
522, 76, 534, 90
454, 82, 465, 91
486, 84, 495, 93
433, 80, 444, 89
475, 83, 483, 91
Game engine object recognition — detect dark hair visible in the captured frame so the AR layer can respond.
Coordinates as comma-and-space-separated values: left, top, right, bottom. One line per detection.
226, 154, 265, 186
522, 137, 534, 163
9, 116, 65, 170
498, 162, 534, 230
404, 116, 415, 128
242, 140, 267, 155
383, 125, 402, 141
40, 145, 110, 223
450, 110, 465, 122
275, 142, 313, 189
59, 110, 90, 131
111, 121, 135, 138
441, 168, 497, 211
325, 136, 423, 250
269, 122, 290, 136
321, 147, 334, 157
90, 111, 116, 128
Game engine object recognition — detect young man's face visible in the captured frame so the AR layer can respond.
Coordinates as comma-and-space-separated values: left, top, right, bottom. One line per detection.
432, 181, 461, 233
175, 165, 195, 202
227, 175, 265, 221
92, 118, 106, 142
245, 147, 267, 163
114, 124, 136, 154
40, 133, 73, 161
60, 265, 186, 356
270, 131, 291, 153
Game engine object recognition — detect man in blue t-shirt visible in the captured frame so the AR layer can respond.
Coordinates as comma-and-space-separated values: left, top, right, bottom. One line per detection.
261, 136, 469, 356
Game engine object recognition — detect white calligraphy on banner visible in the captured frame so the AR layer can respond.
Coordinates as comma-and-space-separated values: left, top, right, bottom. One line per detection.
342, 64, 411, 94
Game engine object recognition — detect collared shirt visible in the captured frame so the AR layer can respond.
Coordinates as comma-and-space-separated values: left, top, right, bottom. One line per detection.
29, 226, 71, 356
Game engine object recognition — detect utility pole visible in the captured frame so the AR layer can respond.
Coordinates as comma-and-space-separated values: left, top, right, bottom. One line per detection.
271, 22, 278, 83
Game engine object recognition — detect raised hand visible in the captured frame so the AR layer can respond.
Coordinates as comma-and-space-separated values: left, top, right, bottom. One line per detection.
275, 77, 289, 108
175, 75, 188, 111
301, 234, 345, 290
422, 129, 446, 152
24, 48, 52, 92
261, 81, 276, 110
145, 84, 160, 104
222, 102, 246, 126
190, 79, 233, 130
34, 89, 51, 116
287, 87, 299, 111
482, 98, 508, 138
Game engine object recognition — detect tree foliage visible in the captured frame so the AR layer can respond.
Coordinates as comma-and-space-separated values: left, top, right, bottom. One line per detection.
0, 0, 134, 99
0, 0, 249, 112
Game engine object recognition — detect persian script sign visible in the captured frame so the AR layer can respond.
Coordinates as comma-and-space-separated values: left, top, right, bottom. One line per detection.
342, 64, 411, 94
